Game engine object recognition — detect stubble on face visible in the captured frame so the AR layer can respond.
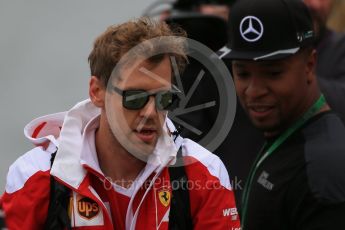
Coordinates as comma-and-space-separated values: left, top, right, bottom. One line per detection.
107, 56, 172, 158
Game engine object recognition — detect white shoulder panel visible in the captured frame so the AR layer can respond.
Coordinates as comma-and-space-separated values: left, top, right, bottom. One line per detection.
5, 146, 52, 193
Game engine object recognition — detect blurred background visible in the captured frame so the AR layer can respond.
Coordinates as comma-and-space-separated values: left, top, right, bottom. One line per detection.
328, 0, 345, 32
0, 0, 159, 191
1, 0, 345, 192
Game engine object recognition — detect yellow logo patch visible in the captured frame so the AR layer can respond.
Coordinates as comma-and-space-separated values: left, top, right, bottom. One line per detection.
76, 195, 100, 220
158, 189, 171, 207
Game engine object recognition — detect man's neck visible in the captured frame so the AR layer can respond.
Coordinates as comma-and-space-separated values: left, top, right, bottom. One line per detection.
264, 94, 330, 139
95, 116, 146, 188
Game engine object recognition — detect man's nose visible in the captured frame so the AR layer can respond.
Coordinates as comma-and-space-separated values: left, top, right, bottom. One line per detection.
139, 96, 158, 118
245, 76, 268, 99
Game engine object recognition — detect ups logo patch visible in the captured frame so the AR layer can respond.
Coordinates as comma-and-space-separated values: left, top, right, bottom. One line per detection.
77, 195, 100, 220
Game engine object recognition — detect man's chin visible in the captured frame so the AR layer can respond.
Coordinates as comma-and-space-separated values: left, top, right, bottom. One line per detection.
129, 135, 157, 156
122, 142, 155, 161
137, 141, 156, 154
251, 119, 280, 133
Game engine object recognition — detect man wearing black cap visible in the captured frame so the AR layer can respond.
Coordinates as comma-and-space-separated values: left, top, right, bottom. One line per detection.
223, 0, 345, 229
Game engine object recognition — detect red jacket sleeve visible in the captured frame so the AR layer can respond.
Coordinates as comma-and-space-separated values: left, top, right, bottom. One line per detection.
2, 170, 51, 230
185, 156, 241, 230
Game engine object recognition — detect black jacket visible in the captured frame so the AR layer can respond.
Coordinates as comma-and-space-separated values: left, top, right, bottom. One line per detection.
242, 111, 345, 230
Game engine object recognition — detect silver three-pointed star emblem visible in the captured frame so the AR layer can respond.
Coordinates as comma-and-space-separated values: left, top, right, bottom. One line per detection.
239, 16, 264, 42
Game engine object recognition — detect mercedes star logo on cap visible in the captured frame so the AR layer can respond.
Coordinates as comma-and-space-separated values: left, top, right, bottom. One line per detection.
240, 16, 264, 42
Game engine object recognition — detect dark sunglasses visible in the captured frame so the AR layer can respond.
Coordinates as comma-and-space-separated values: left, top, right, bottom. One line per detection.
112, 86, 180, 111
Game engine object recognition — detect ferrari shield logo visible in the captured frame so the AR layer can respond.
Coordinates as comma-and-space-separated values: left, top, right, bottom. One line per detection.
158, 189, 171, 207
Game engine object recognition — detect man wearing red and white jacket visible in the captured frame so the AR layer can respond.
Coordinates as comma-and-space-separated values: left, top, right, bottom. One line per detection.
1, 18, 240, 230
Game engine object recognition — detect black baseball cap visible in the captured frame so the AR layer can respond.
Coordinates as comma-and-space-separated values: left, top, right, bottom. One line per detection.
173, 0, 236, 10
220, 0, 315, 60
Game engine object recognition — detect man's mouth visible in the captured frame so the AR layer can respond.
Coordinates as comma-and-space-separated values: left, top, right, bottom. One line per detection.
134, 128, 157, 143
247, 104, 275, 119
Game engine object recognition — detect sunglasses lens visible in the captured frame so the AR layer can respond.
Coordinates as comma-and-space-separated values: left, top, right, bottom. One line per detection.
120, 89, 179, 110
157, 91, 175, 110
123, 91, 148, 109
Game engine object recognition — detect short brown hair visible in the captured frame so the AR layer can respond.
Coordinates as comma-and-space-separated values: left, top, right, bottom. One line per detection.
88, 17, 188, 86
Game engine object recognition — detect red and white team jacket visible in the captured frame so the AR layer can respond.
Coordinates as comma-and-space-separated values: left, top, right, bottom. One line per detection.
0, 99, 240, 230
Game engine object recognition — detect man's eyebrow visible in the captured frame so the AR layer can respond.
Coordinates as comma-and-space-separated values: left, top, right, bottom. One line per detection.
232, 62, 246, 68
258, 60, 284, 67
139, 67, 171, 88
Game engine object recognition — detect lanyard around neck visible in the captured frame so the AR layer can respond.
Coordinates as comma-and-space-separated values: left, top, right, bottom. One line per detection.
241, 94, 326, 228
255, 94, 326, 168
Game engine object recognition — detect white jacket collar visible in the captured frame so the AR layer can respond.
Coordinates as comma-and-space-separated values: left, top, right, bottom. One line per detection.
24, 99, 179, 190
50, 99, 101, 189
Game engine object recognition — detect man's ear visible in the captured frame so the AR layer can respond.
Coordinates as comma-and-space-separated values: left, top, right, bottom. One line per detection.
89, 76, 106, 108
305, 49, 317, 85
